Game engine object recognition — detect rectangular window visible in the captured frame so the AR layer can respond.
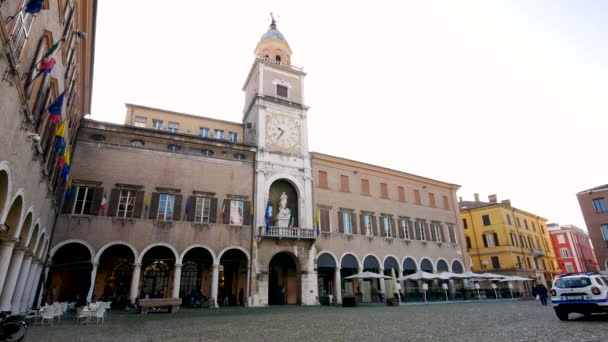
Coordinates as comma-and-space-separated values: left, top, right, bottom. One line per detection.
134, 116, 147, 128
447, 225, 456, 244
506, 214, 512, 225
230, 200, 244, 225
362, 214, 372, 236
524, 219, 529, 230
432, 223, 443, 242
319, 208, 330, 232
510, 232, 518, 246
482, 215, 491, 226
516, 217, 521, 228
560, 248, 571, 258
465, 236, 471, 249
491, 256, 501, 269
526, 258, 532, 269
520, 235, 527, 248
343, 212, 352, 234
484, 233, 496, 247
228, 131, 238, 142
157, 193, 175, 220
565, 262, 574, 273
340, 175, 350, 192
10, 11, 34, 60
117, 190, 137, 218
276, 84, 288, 97
361, 179, 370, 195
600, 224, 608, 245
593, 198, 608, 213
398, 186, 405, 202
73, 186, 94, 215
318, 171, 328, 189
462, 218, 468, 229
382, 217, 391, 237
152, 119, 163, 130
168, 122, 179, 133
532, 222, 536, 231
380, 183, 389, 199
400, 219, 410, 239
416, 221, 427, 240
214, 129, 224, 140
442, 195, 449, 210
516, 256, 522, 269
428, 193, 436, 207
194, 197, 211, 223
199, 127, 210, 138
557, 234, 566, 244
414, 190, 421, 205
528, 237, 534, 248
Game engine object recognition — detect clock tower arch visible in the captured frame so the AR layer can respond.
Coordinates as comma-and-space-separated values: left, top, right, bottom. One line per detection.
242, 17, 317, 306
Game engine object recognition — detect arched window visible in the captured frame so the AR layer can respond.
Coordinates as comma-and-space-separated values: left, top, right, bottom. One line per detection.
180, 260, 201, 296
275, 55, 281, 62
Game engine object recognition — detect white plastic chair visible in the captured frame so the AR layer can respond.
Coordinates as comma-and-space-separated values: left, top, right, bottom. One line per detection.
67, 302, 76, 313
105, 301, 112, 312
40, 306, 55, 326
75, 307, 89, 324
94, 306, 106, 325
52, 303, 63, 323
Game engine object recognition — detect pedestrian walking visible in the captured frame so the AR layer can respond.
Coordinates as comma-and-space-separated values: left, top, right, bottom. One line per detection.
535, 284, 548, 306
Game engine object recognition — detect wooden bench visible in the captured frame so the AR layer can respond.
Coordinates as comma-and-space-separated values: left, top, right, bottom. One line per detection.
138, 298, 182, 315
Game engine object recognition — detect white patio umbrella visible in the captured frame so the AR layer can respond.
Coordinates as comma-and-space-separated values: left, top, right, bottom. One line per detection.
498, 276, 533, 282
479, 273, 507, 279
344, 271, 391, 279
397, 271, 439, 281
436, 271, 463, 280
456, 271, 487, 279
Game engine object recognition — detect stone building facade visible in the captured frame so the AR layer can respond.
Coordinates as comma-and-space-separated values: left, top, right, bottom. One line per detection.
547, 223, 599, 274
47, 19, 468, 307
0, 0, 96, 314
576, 185, 608, 272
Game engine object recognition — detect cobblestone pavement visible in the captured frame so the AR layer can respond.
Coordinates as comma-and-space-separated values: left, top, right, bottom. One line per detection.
27, 300, 608, 342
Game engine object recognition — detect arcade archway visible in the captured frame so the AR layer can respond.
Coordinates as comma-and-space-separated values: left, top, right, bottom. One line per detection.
317, 253, 337, 303
96, 244, 135, 309
219, 249, 248, 306
180, 247, 214, 305
140, 246, 176, 298
269, 252, 299, 305
340, 254, 359, 296
49, 242, 93, 303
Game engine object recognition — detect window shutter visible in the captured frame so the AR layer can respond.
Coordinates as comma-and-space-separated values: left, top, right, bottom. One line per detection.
243, 201, 251, 225
372, 216, 378, 236
425, 224, 432, 241
173, 194, 183, 221
439, 226, 446, 242
25, 38, 46, 95
62, 186, 76, 214
148, 192, 160, 219
483, 235, 488, 248
133, 191, 145, 219
380, 219, 387, 237
33, 75, 50, 125
321, 209, 330, 232
359, 214, 364, 234
391, 218, 397, 238
62, 7, 74, 40
414, 222, 421, 240
187, 196, 196, 222
209, 198, 218, 223
351, 213, 357, 234
398, 220, 405, 238
222, 199, 230, 224
493, 233, 499, 246
88, 187, 104, 215
338, 212, 344, 233
108, 188, 120, 217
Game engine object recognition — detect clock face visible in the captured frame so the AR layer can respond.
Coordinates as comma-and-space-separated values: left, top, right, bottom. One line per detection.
267, 115, 299, 150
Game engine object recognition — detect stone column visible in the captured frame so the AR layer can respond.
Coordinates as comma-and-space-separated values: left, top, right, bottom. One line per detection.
0, 246, 26, 311
334, 267, 342, 304
11, 254, 32, 313
129, 263, 142, 302
379, 267, 386, 299
20, 259, 40, 312
172, 263, 182, 299
357, 267, 363, 293
28, 263, 43, 308
246, 266, 251, 307
398, 268, 405, 301
0, 238, 17, 296
37, 265, 49, 306
210, 263, 219, 308
86, 262, 99, 303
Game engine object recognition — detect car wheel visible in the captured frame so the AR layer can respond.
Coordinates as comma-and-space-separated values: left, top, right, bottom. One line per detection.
555, 309, 569, 321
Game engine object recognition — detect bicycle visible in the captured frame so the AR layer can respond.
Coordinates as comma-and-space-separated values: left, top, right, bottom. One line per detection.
0, 312, 28, 342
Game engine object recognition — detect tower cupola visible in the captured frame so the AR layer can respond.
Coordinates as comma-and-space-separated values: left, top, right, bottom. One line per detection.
254, 14, 292, 65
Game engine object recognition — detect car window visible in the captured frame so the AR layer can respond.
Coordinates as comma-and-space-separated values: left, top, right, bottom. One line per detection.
594, 278, 604, 286
601, 277, 608, 286
554, 277, 591, 288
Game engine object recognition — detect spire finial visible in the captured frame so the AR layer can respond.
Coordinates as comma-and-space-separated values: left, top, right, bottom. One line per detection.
270, 12, 277, 29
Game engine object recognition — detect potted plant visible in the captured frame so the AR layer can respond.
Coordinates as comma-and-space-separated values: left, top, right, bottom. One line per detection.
342, 295, 357, 307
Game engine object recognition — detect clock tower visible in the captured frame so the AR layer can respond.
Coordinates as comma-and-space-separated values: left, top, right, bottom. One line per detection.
242, 17, 317, 306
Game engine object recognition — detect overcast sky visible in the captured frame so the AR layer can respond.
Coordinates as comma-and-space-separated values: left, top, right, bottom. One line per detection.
91, 0, 608, 230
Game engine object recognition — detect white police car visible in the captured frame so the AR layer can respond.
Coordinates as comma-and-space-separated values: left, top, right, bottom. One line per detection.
550, 272, 608, 320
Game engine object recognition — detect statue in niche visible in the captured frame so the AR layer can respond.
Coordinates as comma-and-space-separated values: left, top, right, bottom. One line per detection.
278, 192, 291, 217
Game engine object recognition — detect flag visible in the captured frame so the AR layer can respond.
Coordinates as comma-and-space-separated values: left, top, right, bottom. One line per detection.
264, 201, 272, 234
250, 204, 254, 225
58, 145, 66, 168
145, 195, 150, 214
48, 90, 65, 123
25, 0, 44, 14
100, 193, 107, 210
314, 207, 320, 236
64, 178, 72, 201
219, 202, 226, 221
64, 177, 71, 190
54, 121, 66, 151
33, 58, 55, 79
288, 210, 295, 228
43, 39, 62, 59
64, 147, 71, 166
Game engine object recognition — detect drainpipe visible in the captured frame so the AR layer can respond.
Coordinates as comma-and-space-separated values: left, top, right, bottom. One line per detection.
248, 146, 256, 306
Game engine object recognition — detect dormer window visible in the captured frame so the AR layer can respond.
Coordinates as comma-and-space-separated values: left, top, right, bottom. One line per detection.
276, 84, 288, 97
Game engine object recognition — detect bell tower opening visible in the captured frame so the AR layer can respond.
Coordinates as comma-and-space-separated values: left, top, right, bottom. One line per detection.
254, 14, 292, 66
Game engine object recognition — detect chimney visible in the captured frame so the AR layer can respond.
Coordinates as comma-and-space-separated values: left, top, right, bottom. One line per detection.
501, 199, 511, 207
473, 193, 480, 202
488, 194, 497, 203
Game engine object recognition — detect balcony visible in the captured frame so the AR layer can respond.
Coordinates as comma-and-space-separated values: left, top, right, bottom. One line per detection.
258, 226, 316, 240
530, 248, 545, 256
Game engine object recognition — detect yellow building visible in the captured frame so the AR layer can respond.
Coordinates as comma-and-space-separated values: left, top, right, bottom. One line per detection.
459, 194, 560, 287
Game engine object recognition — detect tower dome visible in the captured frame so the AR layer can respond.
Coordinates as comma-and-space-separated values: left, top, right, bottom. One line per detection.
254, 16, 292, 65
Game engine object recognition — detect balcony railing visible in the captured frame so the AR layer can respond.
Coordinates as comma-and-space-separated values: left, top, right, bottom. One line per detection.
530, 248, 545, 256
258, 226, 316, 240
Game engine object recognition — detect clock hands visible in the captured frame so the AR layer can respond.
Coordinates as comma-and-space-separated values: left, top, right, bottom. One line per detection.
277, 127, 285, 140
